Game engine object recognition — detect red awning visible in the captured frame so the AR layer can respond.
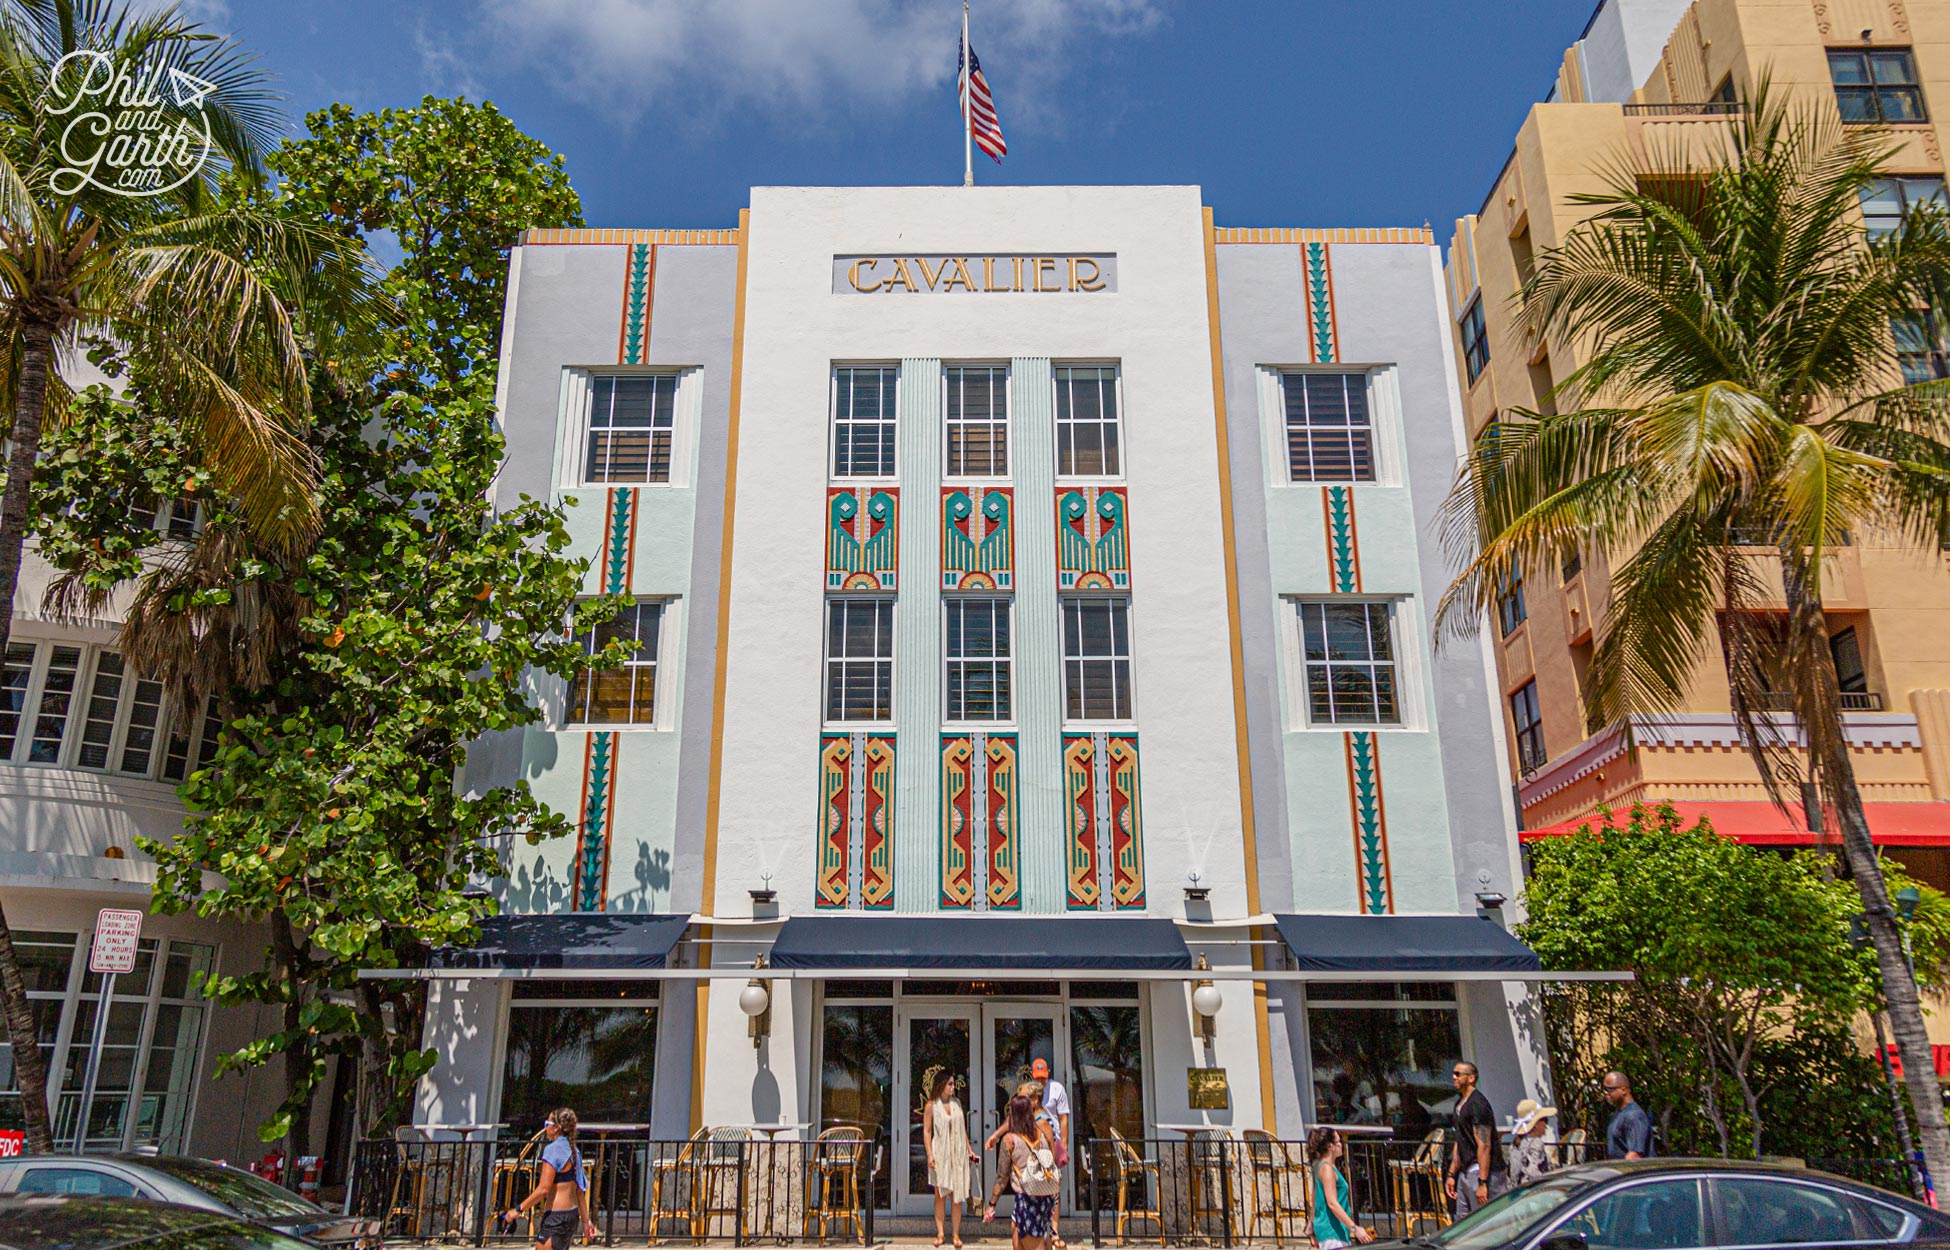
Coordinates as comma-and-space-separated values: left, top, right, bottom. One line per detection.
1522, 800, 1950, 845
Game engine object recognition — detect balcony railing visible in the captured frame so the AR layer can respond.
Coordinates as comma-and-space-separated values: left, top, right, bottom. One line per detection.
1623, 101, 1748, 117
1755, 691, 1885, 712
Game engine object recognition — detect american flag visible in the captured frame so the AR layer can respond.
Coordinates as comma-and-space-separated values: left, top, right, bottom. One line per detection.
959, 36, 1006, 162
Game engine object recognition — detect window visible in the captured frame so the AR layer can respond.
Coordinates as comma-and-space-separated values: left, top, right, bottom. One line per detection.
1281, 372, 1373, 482
818, 1002, 893, 1210
944, 597, 1012, 722
1710, 1176, 1883, 1247
27, 645, 82, 764
74, 653, 168, 777
945, 365, 1008, 477
1510, 681, 1546, 774
0, 643, 30, 760
1562, 546, 1583, 581
569, 601, 662, 726
1830, 626, 1868, 693
497, 980, 657, 1138
1497, 570, 1527, 636
832, 365, 898, 478
1459, 297, 1490, 383
160, 497, 199, 540
582, 374, 677, 485
1054, 365, 1122, 477
826, 598, 894, 722
1297, 601, 1399, 726
1061, 597, 1133, 722
160, 698, 223, 784
15, 1167, 141, 1197
1828, 49, 1927, 124
1560, 1178, 1704, 1250
1894, 314, 1950, 384
1861, 176, 1947, 238
0, 931, 212, 1153
1713, 74, 1739, 106
1307, 981, 1463, 1134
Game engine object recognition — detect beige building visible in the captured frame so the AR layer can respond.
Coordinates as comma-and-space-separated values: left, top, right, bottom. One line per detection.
1444, 0, 1950, 888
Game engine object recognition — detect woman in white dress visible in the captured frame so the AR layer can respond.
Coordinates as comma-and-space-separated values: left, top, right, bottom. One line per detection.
923, 1070, 979, 1247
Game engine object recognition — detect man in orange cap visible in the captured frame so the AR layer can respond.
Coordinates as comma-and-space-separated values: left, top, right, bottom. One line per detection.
1031, 1058, 1070, 1247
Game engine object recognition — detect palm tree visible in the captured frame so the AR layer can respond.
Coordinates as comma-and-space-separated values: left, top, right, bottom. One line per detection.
1437, 86, 1950, 1178
0, 0, 373, 1152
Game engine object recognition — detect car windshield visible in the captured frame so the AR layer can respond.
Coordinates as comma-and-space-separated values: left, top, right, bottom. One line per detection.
136, 1158, 323, 1221
1430, 1175, 1598, 1250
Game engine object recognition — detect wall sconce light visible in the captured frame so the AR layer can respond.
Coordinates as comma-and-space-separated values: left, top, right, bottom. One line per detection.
749, 873, 777, 908
1184, 871, 1210, 904
740, 955, 772, 1049
1474, 891, 1506, 911
1190, 953, 1223, 1045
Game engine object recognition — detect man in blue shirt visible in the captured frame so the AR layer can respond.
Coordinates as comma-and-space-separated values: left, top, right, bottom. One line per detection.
1603, 1071, 1655, 1160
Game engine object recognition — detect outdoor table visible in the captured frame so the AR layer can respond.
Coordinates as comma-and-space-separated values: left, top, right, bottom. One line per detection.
418, 1124, 504, 1241
715, 1121, 812, 1138
576, 1123, 650, 1246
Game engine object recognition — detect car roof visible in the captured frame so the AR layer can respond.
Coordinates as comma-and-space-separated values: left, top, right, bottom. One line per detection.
0, 1194, 242, 1250
1553, 1158, 1936, 1211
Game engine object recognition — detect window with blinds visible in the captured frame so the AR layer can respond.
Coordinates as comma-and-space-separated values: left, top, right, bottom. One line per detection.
569, 601, 663, 726
826, 598, 894, 722
945, 597, 1012, 721
583, 374, 678, 485
1055, 364, 1122, 478
945, 365, 1009, 477
832, 365, 898, 479
1281, 372, 1374, 483
1062, 597, 1133, 722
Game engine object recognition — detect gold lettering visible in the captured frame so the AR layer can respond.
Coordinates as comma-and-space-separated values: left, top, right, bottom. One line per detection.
847, 258, 883, 293
943, 257, 976, 291
915, 257, 944, 290
984, 256, 1009, 292
1072, 256, 1105, 291
882, 257, 917, 293
1012, 256, 1024, 291
1034, 257, 1060, 292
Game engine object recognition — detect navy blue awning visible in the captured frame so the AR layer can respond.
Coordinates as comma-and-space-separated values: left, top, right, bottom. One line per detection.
1272, 913, 1543, 975
770, 915, 1192, 972
428, 913, 691, 972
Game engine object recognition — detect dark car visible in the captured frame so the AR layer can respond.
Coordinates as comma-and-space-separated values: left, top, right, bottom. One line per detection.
0, 1193, 322, 1249
0, 1154, 379, 1248
1380, 1159, 1950, 1250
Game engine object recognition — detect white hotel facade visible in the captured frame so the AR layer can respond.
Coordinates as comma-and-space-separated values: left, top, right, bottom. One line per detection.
409, 184, 1552, 1190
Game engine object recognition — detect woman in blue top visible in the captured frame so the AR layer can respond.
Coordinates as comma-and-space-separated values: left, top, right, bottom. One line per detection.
1307, 1127, 1373, 1248
504, 1108, 599, 1250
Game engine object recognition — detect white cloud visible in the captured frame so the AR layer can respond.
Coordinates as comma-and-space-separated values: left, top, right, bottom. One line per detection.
124, 0, 233, 25
448, 0, 1167, 134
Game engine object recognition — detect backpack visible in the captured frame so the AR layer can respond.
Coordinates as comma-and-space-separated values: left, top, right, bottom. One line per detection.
1012, 1134, 1061, 1197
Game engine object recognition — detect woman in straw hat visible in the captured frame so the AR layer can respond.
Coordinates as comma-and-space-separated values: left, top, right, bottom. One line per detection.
1508, 1098, 1558, 1187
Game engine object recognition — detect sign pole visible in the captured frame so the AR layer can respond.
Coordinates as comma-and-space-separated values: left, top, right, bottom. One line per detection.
72, 970, 114, 1154
962, 0, 973, 187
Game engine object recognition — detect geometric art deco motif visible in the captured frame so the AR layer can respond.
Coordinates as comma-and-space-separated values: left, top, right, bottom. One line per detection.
942, 486, 1014, 591
827, 486, 899, 592
941, 732, 1020, 909
1056, 485, 1130, 590
1062, 732, 1146, 910
815, 732, 895, 909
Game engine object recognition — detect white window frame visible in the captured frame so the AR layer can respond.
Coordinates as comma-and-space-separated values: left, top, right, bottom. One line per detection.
560, 598, 676, 731
1257, 366, 1404, 489
1282, 596, 1427, 732
824, 596, 896, 727
828, 363, 901, 483
1060, 594, 1137, 728
73, 651, 169, 779
942, 363, 1011, 481
1053, 362, 1126, 482
942, 595, 1015, 727
158, 693, 224, 784
558, 367, 700, 491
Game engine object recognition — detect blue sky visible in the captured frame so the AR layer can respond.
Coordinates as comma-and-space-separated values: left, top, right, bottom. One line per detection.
213, 0, 1588, 235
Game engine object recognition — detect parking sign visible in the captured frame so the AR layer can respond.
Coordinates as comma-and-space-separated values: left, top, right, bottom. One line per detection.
89, 909, 143, 974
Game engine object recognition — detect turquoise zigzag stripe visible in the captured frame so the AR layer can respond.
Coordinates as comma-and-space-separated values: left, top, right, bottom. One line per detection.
604, 488, 633, 593
576, 731, 615, 910
1327, 486, 1357, 592
1349, 731, 1387, 914
1306, 242, 1336, 363
622, 243, 650, 364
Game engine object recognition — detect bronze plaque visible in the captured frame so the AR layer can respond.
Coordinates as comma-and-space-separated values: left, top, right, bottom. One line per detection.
1187, 1067, 1230, 1110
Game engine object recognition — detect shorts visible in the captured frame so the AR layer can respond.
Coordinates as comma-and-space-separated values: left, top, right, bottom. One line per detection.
1012, 1193, 1056, 1238
537, 1208, 581, 1249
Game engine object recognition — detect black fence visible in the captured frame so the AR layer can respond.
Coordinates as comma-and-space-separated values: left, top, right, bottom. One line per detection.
347, 1131, 883, 1245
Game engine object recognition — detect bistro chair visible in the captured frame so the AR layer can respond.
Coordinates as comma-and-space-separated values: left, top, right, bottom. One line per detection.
1186, 1128, 1236, 1239
692, 1126, 752, 1239
387, 1125, 456, 1241
492, 1127, 550, 1239
1241, 1129, 1308, 1245
1554, 1128, 1588, 1169
804, 1125, 869, 1245
1107, 1129, 1164, 1246
1385, 1129, 1448, 1235
648, 1126, 710, 1243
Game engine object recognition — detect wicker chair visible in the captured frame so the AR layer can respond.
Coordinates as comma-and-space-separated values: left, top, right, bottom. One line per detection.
692, 1127, 752, 1239
386, 1126, 456, 1241
1107, 1129, 1163, 1246
1241, 1129, 1308, 1245
1386, 1128, 1449, 1235
804, 1126, 869, 1245
648, 1126, 710, 1244
1186, 1129, 1235, 1239
1554, 1128, 1588, 1169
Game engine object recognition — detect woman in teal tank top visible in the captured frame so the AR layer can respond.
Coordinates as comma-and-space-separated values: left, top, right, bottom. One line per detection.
1307, 1127, 1373, 1247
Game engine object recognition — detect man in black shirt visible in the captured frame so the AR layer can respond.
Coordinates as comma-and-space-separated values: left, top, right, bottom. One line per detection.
1603, 1070, 1655, 1159
1444, 1060, 1506, 1219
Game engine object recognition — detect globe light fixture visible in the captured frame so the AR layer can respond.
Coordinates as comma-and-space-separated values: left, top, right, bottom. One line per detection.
1191, 953, 1222, 1044
742, 956, 772, 1048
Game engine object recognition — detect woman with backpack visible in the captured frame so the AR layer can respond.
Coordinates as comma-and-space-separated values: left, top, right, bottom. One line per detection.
503, 1107, 599, 1250
983, 1094, 1059, 1250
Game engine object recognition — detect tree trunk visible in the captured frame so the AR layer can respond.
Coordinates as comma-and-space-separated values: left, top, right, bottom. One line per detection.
1871, 1011, 1924, 1198
1786, 568, 1950, 1186
0, 325, 59, 1153
271, 913, 312, 1187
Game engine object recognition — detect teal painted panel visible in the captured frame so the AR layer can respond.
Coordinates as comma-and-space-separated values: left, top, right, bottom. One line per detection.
1010, 358, 1065, 913
893, 359, 943, 911
1280, 731, 1361, 913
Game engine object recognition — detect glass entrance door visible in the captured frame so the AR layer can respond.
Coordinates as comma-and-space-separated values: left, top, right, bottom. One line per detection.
982, 1004, 1061, 1141
896, 1009, 975, 1215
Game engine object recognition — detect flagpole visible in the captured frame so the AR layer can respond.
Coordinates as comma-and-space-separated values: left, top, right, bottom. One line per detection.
962, 0, 974, 187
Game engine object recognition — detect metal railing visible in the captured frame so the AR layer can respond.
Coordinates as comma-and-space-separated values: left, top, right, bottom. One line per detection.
347, 1131, 883, 1245
1754, 690, 1885, 712
1622, 101, 1747, 117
